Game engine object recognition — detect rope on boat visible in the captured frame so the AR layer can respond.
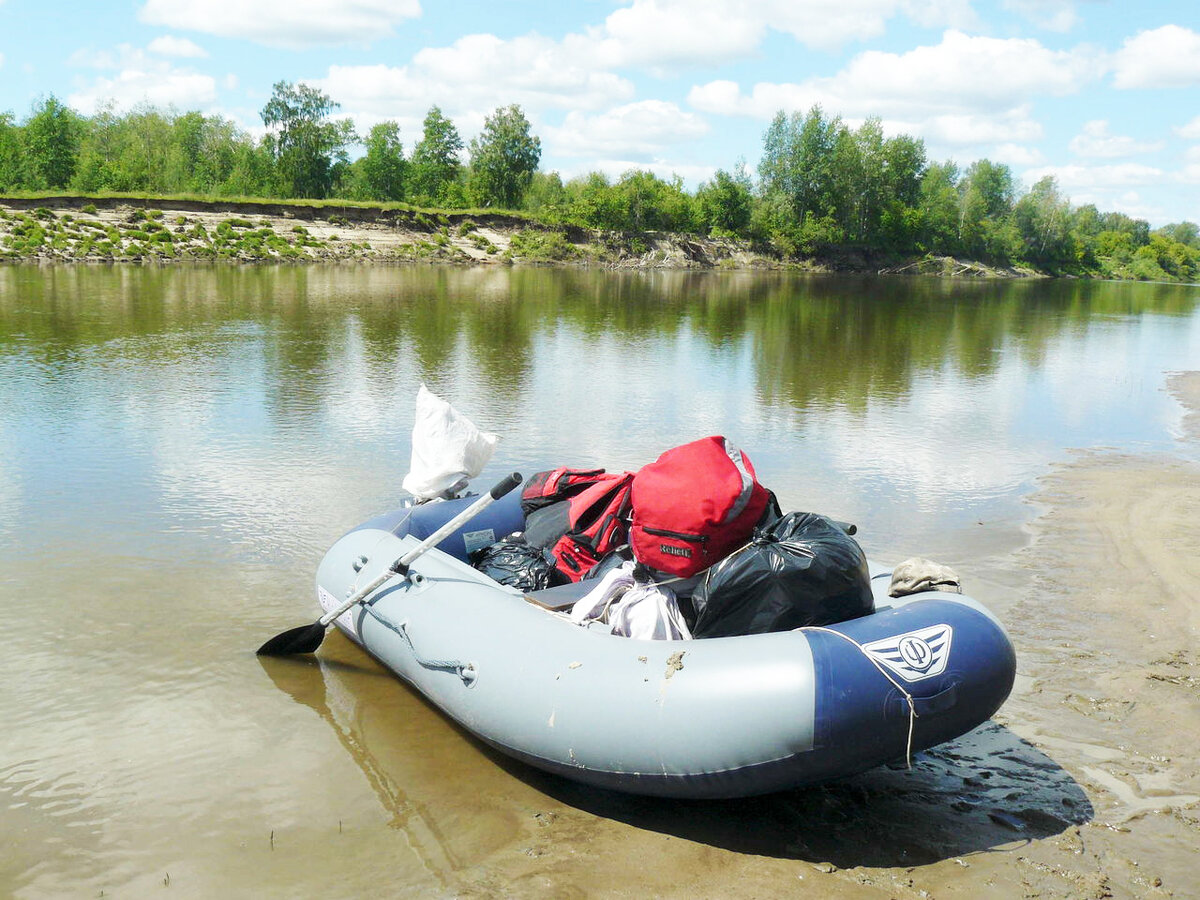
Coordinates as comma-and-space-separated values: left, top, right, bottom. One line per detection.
799, 625, 919, 769
361, 607, 478, 687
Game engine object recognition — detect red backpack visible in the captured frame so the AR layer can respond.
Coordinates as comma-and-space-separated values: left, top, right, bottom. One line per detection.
548, 472, 634, 581
520, 466, 607, 514
630, 436, 770, 578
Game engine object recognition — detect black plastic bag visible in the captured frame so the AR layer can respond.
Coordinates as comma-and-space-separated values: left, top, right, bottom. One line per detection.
690, 512, 874, 638
472, 536, 565, 592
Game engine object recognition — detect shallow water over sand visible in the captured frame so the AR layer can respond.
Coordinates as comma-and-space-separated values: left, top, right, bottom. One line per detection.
2, 264, 1199, 897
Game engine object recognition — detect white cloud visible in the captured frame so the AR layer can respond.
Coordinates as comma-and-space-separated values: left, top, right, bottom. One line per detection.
138, 0, 421, 49
593, 0, 765, 67
1175, 115, 1200, 141
921, 108, 1044, 145
1113, 25, 1200, 89
1024, 162, 1164, 192
1068, 120, 1162, 159
990, 143, 1045, 167
317, 33, 635, 135
688, 31, 1098, 152
773, 0, 977, 49
147, 36, 208, 58
546, 101, 709, 159
557, 158, 717, 186
585, 0, 978, 65
67, 44, 217, 113
1002, 0, 1078, 32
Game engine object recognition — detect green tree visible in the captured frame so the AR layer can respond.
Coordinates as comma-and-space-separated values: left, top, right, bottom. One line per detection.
877, 132, 926, 249
0, 112, 27, 190
219, 140, 276, 197
260, 81, 355, 198
1013, 175, 1074, 265
1157, 221, 1200, 248
917, 161, 960, 253
757, 105, 844, 246
958, 159, 1016, 260
408, 106, 464, 206
523, 171, 570, 222
1099, 211, 1150, 247
71, 101, 122, 192
23, 95, 81, 189
468, 104, 541, 209
696, 164, 753, 236
359, 121, 406, 201
194, 115, 250, 194
565, 172, 627, 229
1068, 203, 1103, 268
610, 170, 697, 232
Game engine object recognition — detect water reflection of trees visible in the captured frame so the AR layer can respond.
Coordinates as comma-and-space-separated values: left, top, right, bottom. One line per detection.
2, 265, 1197, 416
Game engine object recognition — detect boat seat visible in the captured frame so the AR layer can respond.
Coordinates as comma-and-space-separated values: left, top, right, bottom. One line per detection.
525, 579, 593, 611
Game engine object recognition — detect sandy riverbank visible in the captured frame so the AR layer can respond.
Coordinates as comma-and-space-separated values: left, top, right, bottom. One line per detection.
0, 196, 1038, 274
0, 197, 771, 268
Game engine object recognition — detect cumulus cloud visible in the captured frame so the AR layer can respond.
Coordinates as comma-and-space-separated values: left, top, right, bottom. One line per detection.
544, 101, 709, 159
147, 36, 208, 58
1068, 120, 1162, 158
1024, 162, 1164, 191
1113, 25, 1200, 89
581, 0, 978, 66
991, 143, 1045, 167
556, 158, 717, 186
1002, 0, 1078, 32
1182, 150, 1200, 186
138, 0, 421, 49
316, 33, 636, 139
593, 0, 765, 67
67, 44, 217, 113
688, 30, 1099, 152
1178, 116, 1200, 141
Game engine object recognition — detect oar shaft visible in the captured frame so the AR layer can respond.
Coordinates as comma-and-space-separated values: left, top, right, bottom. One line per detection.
317, 472, 522, 627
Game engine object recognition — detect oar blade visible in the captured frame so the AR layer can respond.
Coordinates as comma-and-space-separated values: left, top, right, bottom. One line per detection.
256, 621, 327, 656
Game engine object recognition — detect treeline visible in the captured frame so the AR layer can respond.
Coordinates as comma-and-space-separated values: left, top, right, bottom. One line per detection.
1, 88, 1197, 281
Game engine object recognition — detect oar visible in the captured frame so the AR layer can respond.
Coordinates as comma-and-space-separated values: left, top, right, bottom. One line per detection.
257, 472, 522, 656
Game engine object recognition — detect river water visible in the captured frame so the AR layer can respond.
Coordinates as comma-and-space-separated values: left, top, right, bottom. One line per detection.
1, 263, 1198, 897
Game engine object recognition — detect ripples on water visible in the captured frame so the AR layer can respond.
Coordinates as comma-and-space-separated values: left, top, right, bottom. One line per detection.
1, 263, 1198, 895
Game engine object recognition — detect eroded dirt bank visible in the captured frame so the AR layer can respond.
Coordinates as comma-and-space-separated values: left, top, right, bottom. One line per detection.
0, 196, 1038, 274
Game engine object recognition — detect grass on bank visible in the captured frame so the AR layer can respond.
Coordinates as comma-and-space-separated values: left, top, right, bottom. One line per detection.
0, 192, 595, 263
0, 189, 536, 224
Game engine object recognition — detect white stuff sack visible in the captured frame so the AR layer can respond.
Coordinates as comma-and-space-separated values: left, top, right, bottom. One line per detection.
570, 561, 692, 641
401, 384, 498, 500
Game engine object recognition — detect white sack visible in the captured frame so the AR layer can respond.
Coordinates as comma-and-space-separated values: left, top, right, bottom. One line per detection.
401, 384, 498, 500
571, 561, 692, 641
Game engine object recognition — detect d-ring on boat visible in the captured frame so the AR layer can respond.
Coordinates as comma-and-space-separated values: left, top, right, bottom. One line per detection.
300, 479, 1016, 800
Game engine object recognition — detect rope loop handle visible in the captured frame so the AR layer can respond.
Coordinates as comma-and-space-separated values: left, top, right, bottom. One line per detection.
799, 625, 920, 768
362, 607, 478, 687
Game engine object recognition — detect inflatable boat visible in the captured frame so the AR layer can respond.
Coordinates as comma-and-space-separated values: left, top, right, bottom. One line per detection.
298, 480, 1017, 800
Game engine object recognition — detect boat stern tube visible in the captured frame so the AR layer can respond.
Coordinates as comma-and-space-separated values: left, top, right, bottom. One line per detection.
798, 596, 1017, 785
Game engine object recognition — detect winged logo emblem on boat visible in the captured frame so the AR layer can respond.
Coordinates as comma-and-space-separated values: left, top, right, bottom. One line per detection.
861, 624, 953, 682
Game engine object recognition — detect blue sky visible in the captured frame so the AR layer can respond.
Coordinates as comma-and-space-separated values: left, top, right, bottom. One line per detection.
1, 0, 1197, 226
